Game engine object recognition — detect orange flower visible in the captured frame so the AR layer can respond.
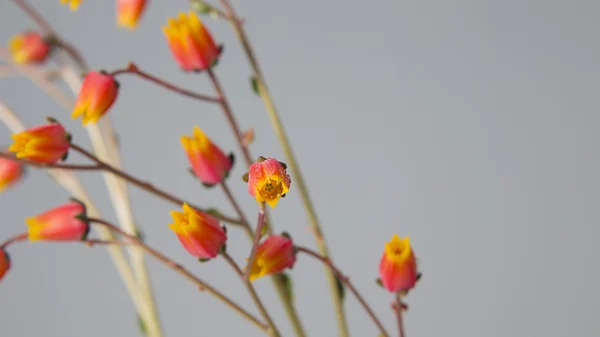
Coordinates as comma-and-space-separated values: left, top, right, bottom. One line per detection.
248, 235, 296, 282
181, 126, 233, 186
60, 0, 83, 11
162, 11, 222, 71
0, 157, 24, 192
168, 203, 227, 259
0, 249, 10, 283
117, 0, 149, 29
71, 71, 119, 125
379, 235, 418, 293
9, 122, 70, 164
247, 157, 291, 208
8, 31, 51, 65
26, 201, 90, 241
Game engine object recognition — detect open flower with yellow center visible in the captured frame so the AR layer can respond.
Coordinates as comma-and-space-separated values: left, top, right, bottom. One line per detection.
117, 0, 148, 29
0, 157, 24, 193
60, 0, 83, 11
26, 201, 90, 242
71, 71, 119, 125
378, 234, 418, 293
9, 122, 70, 164
168, 203, 227, 259
247, 157, 291, 208
247, 235, 296, 282
162, 11, 222, 71
8, 31, 51, 65
181, 126, 233, 186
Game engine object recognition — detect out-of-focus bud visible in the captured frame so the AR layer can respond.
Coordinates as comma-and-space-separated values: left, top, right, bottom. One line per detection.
181, 126, 233, 186
0, 157, 24, 192
8, 31, 52, 65
71, 71, 119, 125
0, 249, 10, 283
117, 0, 149, 29
162, 11, 222, 71
60, 0, 83, 11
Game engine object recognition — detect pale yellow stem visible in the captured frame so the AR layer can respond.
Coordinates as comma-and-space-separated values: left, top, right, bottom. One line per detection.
217, 2, 350, 335
0, 101, 144, 316
62, 66, 163, 337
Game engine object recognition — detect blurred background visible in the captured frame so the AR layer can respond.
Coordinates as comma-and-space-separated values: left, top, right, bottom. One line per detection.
1, 0, 599, 336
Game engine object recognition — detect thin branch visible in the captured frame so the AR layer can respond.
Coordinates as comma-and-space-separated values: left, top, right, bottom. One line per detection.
110, 62, 220, 103
218, 1, 346, 334
86, 218, 269, 333
220, 181, 253, 238
222, 252, 281, 337
393, 294, 407, 337
0, 232, 28, 250
206, 68, 253, 165
0, 152, 102, 171
296, 246, 391, 337
66, 144, 242, 225
245, 203, 266, 281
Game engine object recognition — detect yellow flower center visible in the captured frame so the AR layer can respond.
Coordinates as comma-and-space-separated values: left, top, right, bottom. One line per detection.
259, 180, 284, 201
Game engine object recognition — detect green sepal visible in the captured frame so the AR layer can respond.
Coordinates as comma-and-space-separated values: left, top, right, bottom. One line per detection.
281, 231, 292, 240
250, 76, 259, 96
192, 1, 213, 14
137, 314, 148, 336
198, 257, 211, 263
275, 272, 294, 302
335, 275, 346, 301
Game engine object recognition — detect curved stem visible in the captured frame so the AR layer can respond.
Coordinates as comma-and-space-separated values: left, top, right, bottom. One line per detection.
206, 68, 252, 165
296, 246, 391, 337
222, 252, 281, 337
393, 295, 406, 337
220, 182, 307, 335
67, 143, 243, 226
0, 152, 101, 171
0, 232, 28, 250
88, 217, 268, 333
245, 203, 266, 281
217, 1, 347, 335
110, 63, 220, 103
220, 181, 253, 238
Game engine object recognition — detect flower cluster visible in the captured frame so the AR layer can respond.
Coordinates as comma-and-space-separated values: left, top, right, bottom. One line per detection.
1, 2, 423, 336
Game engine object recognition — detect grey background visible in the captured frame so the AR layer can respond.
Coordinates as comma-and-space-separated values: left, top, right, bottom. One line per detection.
1, 0, 599, 336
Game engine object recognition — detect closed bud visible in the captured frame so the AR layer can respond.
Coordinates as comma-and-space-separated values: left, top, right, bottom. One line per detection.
71, 71, 119, 125
26, 201, 90, 241
9, 122, 70, 164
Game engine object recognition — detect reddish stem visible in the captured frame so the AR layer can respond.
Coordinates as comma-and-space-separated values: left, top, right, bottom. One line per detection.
393, 295, 407, 337
110, 63, 220, 103
12, 0, 89, 72
245, 205, 266, 281
295, 246, 391, 337
206, 67, 253, 166
0, 232, 28, 250
86, 218, 268, 332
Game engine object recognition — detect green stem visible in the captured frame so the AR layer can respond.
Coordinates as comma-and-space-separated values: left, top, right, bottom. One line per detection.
218, 1, 349, 335
220, 182, 307, 337
222, 252, 281, 337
